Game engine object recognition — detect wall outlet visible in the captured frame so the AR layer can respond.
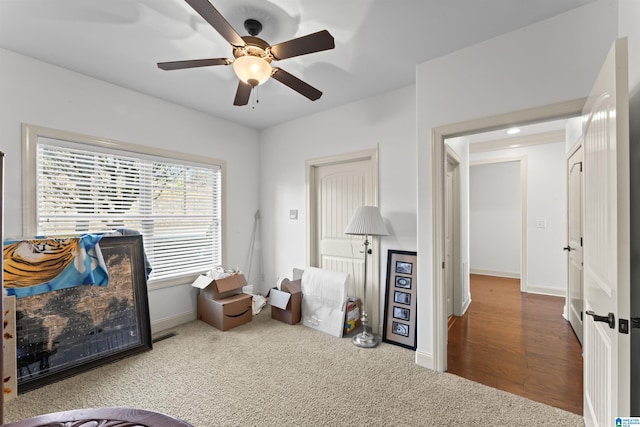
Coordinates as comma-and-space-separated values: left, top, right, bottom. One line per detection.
289, 209, 298, 220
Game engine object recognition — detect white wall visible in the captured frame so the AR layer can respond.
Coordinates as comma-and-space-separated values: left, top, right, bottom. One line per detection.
471, 142, 568, 295
0, 48, 261, 332
469, 161, 521, 278
565, 116, 583, 153
259, 85, 417, 313
416, 0, 618, 368
619, 0, 640, 91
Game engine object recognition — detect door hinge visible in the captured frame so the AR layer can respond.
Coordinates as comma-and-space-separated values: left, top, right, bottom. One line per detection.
580, 311, 583, 321
580, 237, 583, 247
442, 261, 445, 269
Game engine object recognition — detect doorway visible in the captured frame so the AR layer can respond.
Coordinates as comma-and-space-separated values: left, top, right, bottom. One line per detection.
566, 144, 584, 344
444, 120, 582, 413
431, 98, 586, 373
467, 157, 527, 289
306, 148, 382, 332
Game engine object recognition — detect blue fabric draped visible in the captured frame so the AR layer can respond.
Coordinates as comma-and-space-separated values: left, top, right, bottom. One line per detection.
3, 234, 109, 298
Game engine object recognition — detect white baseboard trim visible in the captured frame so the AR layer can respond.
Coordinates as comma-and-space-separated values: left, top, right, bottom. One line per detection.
525, 285, 566, 297
415, 350, 434, 370
469, 269, 520, 279
151, 311, 196, 335
562, 304, 569, 320
460, 296, 471, 315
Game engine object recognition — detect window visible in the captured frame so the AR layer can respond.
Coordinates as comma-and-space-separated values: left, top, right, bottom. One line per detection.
23, 124, 224, 288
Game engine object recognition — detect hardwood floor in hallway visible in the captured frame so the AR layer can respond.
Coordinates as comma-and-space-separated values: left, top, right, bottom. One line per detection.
447, 274, 583, 415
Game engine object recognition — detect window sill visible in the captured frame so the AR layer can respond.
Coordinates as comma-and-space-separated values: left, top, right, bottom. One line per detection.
147, 274, 201, 291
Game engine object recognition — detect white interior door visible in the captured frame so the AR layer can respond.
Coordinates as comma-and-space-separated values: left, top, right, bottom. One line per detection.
310, 155, 379, 330
582, 38, 630, 425
567, 145, 584, 345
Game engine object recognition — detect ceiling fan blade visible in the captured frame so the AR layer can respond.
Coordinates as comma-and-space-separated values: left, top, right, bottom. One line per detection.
157, 58, 231, 70
271, 67, 322, 101
184, 0, 245, 47
233, 81, 252, 106
269, 30, 335, 60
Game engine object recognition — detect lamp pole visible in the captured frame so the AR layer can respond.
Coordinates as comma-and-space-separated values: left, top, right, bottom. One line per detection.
353, 234, 379, 347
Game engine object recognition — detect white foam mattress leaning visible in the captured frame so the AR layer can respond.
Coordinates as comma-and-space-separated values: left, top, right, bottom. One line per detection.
299, 266, 349, 337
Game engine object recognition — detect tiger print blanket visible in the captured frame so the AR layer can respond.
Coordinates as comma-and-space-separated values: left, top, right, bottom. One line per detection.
3, 234, 108, 298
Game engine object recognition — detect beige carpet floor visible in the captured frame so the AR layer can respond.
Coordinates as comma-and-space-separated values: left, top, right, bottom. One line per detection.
4, 309, 584, 426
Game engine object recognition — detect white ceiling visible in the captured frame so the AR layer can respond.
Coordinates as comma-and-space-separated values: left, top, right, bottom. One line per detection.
0, 0, 596, 130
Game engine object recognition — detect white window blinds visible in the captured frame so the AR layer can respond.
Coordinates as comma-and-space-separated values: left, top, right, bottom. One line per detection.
35, 138, 222, 283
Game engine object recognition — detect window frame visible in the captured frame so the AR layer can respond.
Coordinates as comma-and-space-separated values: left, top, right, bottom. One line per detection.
22, 123, 227, 290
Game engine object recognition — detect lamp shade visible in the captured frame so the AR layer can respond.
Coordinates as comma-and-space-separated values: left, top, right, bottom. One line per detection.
233, 55, 272, 87
344, 206, 388, 236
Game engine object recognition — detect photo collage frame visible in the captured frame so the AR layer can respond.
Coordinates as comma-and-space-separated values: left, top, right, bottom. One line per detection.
382, 250, 417, 350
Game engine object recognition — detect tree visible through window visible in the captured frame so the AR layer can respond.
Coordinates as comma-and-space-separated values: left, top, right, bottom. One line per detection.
33, 136, 222, 283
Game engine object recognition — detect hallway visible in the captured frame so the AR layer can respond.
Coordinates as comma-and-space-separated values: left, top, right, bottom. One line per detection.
447, 274, 583, 414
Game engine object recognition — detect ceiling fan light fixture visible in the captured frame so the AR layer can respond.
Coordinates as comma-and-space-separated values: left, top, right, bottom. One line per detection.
233, 55, 272, 87
157, 2, 335, 105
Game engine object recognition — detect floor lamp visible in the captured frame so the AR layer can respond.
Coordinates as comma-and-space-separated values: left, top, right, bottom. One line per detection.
344, 206, 388, 348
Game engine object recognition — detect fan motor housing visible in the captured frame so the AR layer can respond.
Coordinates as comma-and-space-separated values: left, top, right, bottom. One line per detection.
233, 36, 272, 62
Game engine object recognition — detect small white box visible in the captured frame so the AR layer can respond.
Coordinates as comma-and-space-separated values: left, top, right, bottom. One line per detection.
269, 288, 291, 310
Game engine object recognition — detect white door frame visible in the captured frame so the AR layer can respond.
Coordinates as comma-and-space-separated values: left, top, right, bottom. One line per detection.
444, 147, 462, 316
306, 147, 381, 330
566, 142, 584, 345
431, 98, 586, 372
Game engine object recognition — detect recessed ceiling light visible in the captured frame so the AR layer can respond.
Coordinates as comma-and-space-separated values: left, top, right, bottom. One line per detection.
507, 128, 521, 135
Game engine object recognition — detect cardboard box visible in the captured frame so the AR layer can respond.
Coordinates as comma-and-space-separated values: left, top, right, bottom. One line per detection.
192, 273, 248, 300
344, 297, 362, 334
193, 273, 252, 331
270, 278, 302, 325
197, 292, 252, 331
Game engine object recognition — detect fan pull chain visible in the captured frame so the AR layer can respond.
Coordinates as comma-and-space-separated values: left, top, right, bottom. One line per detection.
252, 87, 260, 109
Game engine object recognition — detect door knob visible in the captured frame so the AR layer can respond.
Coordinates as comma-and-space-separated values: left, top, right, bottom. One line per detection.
563, 246, 572, 251
586, 310, 615, 329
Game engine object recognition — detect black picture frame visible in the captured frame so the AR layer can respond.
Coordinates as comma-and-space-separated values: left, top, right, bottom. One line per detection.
383, 250, 417, 350
393, 306, 410, 321
395, 276, 411, 289
395, 261, 413, 275
392, 321, 410, 337
394, 290, 411, 305
14, 235, 152, 393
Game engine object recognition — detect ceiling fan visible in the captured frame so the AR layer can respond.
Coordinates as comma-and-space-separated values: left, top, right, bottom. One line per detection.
157, 0, 335, 106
